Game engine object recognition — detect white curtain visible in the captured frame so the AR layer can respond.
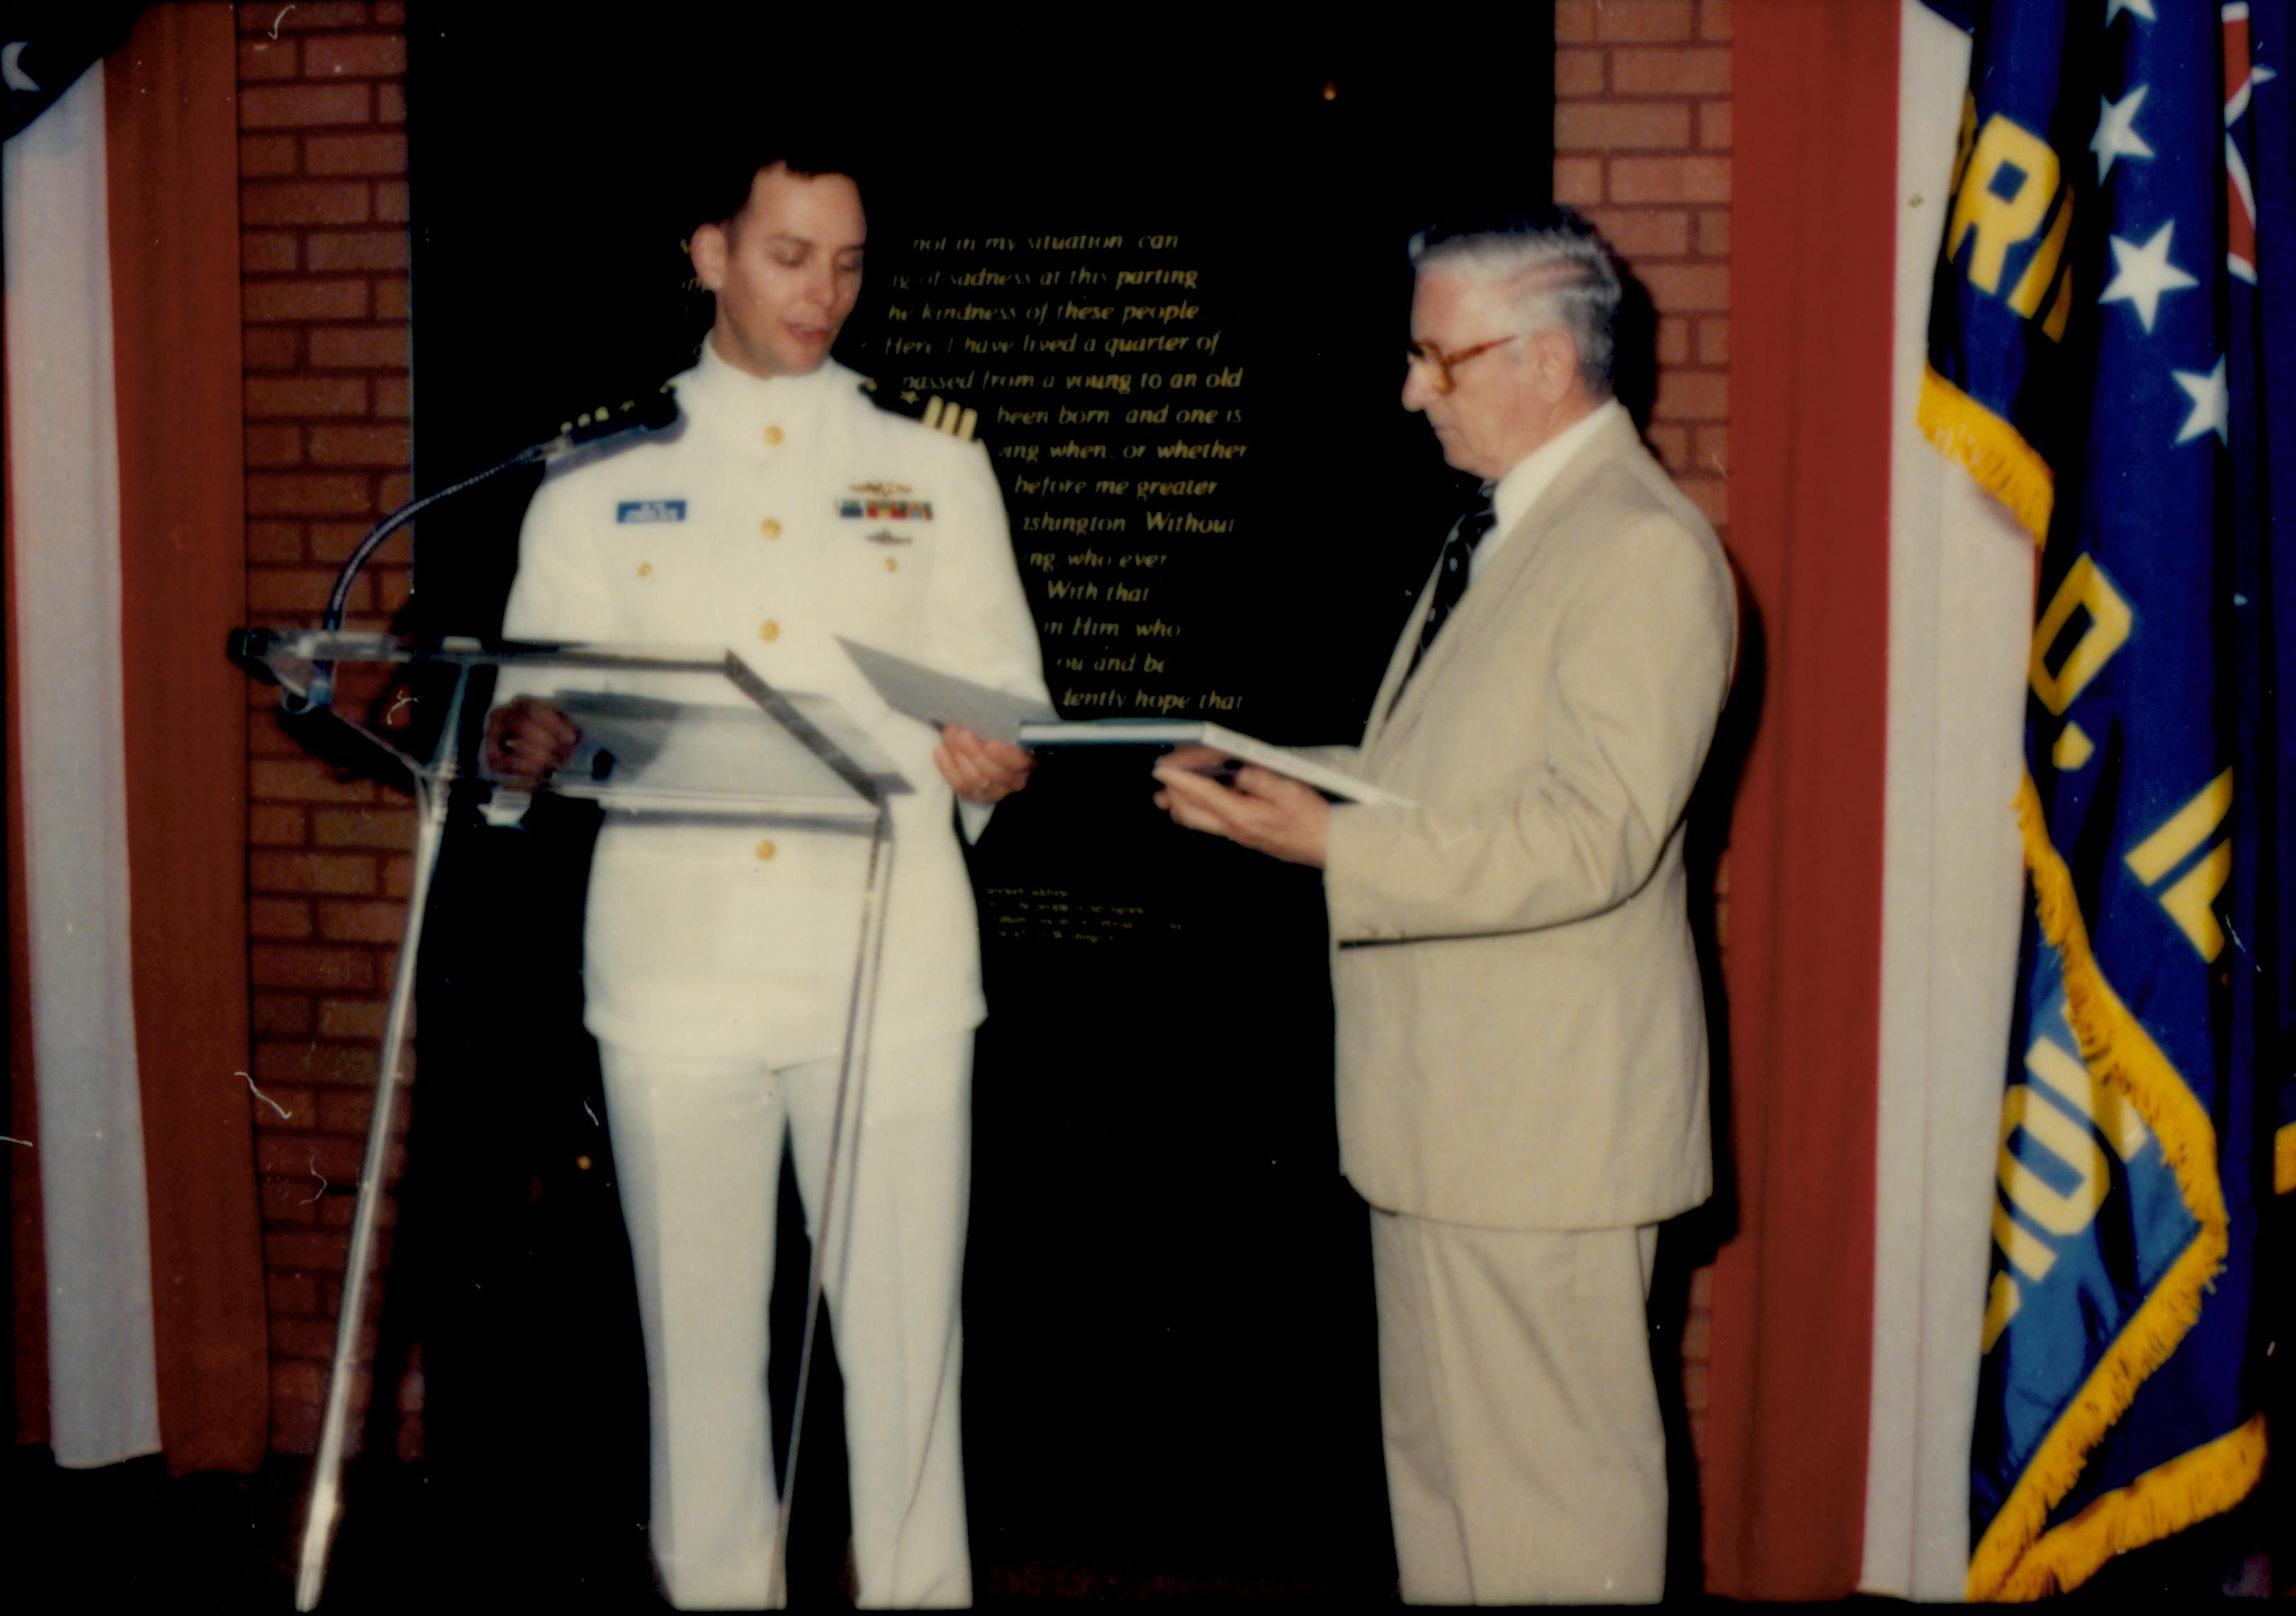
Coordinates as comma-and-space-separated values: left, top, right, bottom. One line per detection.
1858, 0, 2036, 1596
3, 62, 163, 1467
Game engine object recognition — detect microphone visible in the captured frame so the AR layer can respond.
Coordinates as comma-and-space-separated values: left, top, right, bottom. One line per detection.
284, 387, 682, 711
526, 388, 682, 463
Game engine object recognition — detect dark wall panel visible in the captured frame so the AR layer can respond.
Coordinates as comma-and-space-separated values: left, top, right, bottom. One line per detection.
399, 13, 1551, 1591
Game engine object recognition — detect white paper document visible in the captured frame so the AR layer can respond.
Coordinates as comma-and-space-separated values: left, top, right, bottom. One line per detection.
838, 637, 1059, 742
838, 638, 1412, 807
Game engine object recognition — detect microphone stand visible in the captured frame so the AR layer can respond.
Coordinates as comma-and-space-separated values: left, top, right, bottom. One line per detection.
288, 391, 679, 712
249, 389, 675, 1610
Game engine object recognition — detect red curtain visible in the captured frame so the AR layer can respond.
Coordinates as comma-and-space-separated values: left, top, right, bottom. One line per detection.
103, 0, 267, 1475
2, 1, 263, 1471
1704, 0, 1901, 1597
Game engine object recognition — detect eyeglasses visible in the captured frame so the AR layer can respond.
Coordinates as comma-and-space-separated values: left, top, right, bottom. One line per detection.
1405, 335, 1519, 394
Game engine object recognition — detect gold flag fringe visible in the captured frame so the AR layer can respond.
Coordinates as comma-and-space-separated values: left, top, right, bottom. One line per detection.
1968, 776, 2251, 1598
1994, 1415, 2268, 1600
2276, 1122, 2294, 1196
1918, 367, 2054, 545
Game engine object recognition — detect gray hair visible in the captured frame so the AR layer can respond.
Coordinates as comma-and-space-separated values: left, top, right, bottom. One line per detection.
1407, 213, 1622, 397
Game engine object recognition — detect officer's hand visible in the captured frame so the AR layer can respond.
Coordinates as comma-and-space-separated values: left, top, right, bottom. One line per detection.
935, 724, 1035, 804
1152, 759, 1331, 868
484, 696, 580, 789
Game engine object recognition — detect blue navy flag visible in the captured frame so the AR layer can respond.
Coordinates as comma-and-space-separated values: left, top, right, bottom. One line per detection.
1923, 0, 2291, 1599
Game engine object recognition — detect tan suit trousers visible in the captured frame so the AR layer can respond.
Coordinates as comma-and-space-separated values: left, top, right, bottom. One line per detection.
1370, 1211, 1665, 1604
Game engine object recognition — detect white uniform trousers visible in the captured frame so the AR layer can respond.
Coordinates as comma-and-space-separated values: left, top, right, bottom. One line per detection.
1369, 1210, 1666, 1605
600, 1033, 974, 1609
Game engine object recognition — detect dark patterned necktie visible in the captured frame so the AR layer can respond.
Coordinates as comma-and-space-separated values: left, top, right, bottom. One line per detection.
1398, 496, 1498, 695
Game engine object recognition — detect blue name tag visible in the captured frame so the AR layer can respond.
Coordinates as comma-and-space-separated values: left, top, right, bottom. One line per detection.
617, 499, 686, 523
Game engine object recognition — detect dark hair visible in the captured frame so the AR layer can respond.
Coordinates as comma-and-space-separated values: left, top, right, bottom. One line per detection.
689, 145, 876, 234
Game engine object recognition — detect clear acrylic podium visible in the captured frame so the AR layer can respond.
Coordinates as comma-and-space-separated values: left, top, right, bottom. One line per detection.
232, 629, 908, 1610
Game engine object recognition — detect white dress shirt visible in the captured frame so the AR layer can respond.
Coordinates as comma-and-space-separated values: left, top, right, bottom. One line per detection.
1477, 397, 1631, 580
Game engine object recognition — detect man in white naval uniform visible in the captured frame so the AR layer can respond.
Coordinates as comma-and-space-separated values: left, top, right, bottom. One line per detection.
485, 157, 1044, 1608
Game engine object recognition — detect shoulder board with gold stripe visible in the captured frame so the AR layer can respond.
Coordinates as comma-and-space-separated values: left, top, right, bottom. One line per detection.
859, 378, 980, 442
548, 381, 680, 442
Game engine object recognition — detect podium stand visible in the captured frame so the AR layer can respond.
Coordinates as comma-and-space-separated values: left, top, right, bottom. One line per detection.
232, 629, 907, 1610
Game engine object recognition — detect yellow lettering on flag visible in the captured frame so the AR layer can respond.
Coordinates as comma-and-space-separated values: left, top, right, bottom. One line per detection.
2007, 190, 2075, 317
1999, 1086, 2112, 1235
2052, 722, 2096, 770
2027, 1036, 2150, 1162
1993, 1198, 2057, 1281
2125, 768, 2234, 961
1948, 116, 2061, 294
1950, 94, 1979, 196
2042, 264, 2076, 342
1982, 1271, 2020, 1354
2030, 555, 2133, 714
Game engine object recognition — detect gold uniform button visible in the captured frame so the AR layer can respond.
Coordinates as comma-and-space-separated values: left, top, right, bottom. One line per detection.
760, 517, 782, 539
762, 425, 784, 447
637, 562, 653, 578
754, 838, 777, 861
759, 619, 780, 641
885, 556, 899, 572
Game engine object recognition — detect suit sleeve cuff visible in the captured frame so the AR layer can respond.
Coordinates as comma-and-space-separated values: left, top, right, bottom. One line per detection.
1323, 802, 1407, 943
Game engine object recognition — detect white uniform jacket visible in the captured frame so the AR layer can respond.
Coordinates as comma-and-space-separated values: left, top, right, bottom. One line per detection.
501, 345, 1048, 1065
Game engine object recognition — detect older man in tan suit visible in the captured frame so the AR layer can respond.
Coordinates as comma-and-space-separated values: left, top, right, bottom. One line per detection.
1154, 208, 1735, 1603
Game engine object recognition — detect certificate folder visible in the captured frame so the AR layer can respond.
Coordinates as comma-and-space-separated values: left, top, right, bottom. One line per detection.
838, 636, 1412, 808
1020, 717, 1412, 807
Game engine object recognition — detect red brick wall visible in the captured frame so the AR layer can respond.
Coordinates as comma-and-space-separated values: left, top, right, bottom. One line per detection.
1553, 0, 1732, 1466
235, 0, 420, 1459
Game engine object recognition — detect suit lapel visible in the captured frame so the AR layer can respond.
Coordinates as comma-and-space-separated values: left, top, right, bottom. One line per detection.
1363, 567, 1439, 752
1369, 412, 1641, 761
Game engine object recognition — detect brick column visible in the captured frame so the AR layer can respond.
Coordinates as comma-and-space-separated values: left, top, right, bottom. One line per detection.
1553, 0, 1733, 1468
235, 0, 420, 1459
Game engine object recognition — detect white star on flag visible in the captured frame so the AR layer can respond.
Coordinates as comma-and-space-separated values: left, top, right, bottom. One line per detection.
2091, 84, 2154, 181
2099, 220, 2198, 332
2173, 357, 2229, 447
2227, 62, 2278, 125
2106, 0, 2156, 25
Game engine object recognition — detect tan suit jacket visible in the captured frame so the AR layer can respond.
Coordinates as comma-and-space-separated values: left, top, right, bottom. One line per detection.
1323, 409, 1736, 1230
